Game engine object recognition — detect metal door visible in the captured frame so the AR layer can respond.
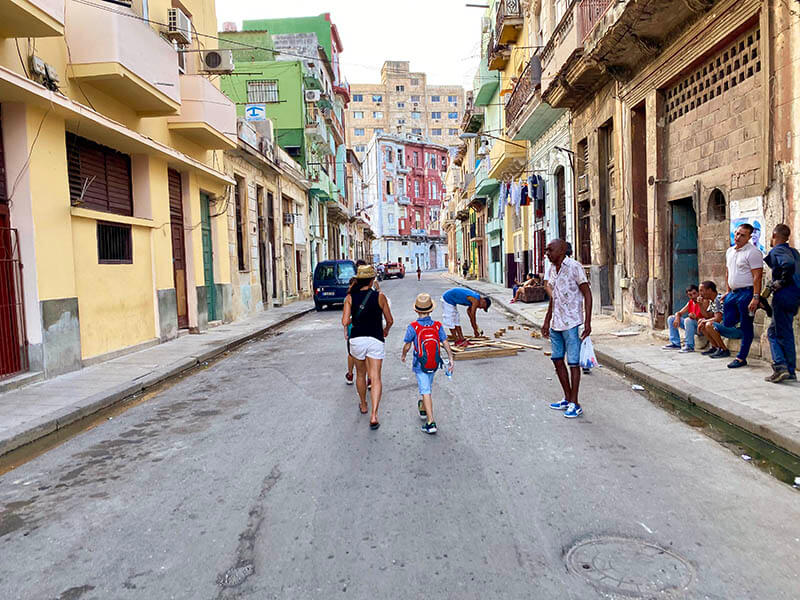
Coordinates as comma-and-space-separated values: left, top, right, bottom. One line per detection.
200, 192, 216, 322
267, 192, 277, 298
168, 169, 189, 329
670, 198, 698, 314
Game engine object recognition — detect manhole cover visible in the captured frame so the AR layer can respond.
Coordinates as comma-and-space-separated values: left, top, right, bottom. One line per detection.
566, 537, 694, 597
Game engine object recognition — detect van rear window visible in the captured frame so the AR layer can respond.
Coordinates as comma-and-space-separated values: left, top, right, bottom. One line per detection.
337, 263, 356, 281
315, 265, 336, 281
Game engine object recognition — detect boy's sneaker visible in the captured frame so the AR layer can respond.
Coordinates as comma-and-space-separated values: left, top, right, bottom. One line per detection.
549, 398, 569, 410
662, 343, 681, 350
418, 399, 427, 420
564, 403, 583, 418
701, 347, 717, 356
421, 421, 437, 434
710, 349, 731, 359
679, 347, 694, 353
345, 373, 354, 385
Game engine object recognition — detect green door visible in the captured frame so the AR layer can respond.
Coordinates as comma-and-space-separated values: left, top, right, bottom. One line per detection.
200, 193, 217, 322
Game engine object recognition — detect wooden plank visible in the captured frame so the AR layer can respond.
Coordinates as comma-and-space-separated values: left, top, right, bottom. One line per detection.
454, 347, 518, 361
494, 340, 543, 350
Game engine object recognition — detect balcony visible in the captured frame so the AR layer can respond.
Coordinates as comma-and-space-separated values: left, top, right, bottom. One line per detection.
473, 55, 500, 107
461, 94, 485, 134
309, 167, 333, 201
168, 76, 236, 150
0, 0, 63, 38
397, 196, 411, 205
474, 158, 500, 197
506, 55, 564, 141
487, 137, 526, 180
495, 0, 523, 44
65, 0, 180, 116
547, 0, 700, 108
487, 33, 511, 72
305, 110, 331, 151
324, 107, 346, 145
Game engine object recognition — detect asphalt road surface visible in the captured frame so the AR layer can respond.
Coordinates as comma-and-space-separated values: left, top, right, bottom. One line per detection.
1, 273, 799, 599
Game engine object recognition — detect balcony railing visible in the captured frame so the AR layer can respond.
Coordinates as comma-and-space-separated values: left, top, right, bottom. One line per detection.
495, 0, 523, 44
505, 56, 537, 132
578, 0, 613, 41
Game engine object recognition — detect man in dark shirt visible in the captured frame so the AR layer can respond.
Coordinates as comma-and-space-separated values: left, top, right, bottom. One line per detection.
763, 224, 800, 383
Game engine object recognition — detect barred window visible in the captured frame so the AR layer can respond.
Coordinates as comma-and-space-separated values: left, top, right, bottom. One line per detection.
97, 222, 132, 264
247, 80, 279, 103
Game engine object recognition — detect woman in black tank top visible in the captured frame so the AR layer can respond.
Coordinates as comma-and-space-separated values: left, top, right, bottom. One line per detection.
342, 265, 394, 429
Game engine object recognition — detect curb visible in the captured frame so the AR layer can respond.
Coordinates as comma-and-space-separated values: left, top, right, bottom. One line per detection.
443, 274, 800, 460
0, 307, 313, 459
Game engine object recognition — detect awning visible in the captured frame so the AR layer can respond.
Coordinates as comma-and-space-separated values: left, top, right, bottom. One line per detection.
0, 64, 234, 187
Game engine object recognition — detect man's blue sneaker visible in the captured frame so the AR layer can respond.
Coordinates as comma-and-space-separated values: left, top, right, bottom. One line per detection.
421, 421, 437, 434
662, 343, 681, 350
549, 399, 569, 410
564, 403, 583, 418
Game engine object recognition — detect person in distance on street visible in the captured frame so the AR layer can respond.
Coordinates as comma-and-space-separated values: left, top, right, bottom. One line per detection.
542, 239, 593, 419
401, 293, 455, 434
440, 287, 491, 347
417, 265, 422, 281
342, 265, 393, 429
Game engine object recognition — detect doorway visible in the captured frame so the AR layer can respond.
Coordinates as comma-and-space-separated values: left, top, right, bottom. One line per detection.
578, 200, 591, 265
200, 192, 216, 322
267, 191, 277, 299
168, 169, 189, 329
295, 250, 302, 294
555, 166, 567, 240
429, 244, 436, 270
631, 103, 649, 312
256, 185, 269, 307
670, 198, 698, 314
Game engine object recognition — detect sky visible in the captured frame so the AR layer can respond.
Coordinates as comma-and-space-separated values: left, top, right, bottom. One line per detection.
216, 0, 484, 90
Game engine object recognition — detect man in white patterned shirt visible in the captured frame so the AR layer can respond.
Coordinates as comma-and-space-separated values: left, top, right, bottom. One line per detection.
542, 239, 593, 418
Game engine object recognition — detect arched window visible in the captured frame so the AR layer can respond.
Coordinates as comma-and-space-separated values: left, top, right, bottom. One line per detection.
708, 188, 726, 223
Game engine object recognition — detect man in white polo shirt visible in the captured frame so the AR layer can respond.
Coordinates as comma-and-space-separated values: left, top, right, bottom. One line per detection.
712, 223, 763, 368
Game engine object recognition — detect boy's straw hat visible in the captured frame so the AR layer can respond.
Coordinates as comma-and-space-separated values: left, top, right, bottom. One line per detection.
356, 264, 377, 279
414, 293, 435, 314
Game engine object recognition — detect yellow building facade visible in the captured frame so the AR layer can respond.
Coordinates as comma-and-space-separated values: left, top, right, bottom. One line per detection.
0, 0, 236, 379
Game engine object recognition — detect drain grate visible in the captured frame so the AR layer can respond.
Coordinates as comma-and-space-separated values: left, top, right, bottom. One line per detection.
566, 536, 694, 597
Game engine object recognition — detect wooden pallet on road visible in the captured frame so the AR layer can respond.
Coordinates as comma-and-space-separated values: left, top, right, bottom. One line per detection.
453, 347, 518, 361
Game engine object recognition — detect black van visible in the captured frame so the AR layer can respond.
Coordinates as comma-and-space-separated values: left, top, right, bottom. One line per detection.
313, 260, 356, 310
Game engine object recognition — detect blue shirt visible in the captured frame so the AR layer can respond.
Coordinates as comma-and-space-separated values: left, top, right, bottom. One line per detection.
443, 287, 479, 306
404, 317, 447, 373
765, 243, 800, 289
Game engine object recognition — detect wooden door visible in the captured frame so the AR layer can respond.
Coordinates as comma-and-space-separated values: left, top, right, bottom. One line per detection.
168, 169, 189, 329
556, 166, 567, 240
295, 250, 302, 293
200, 192, 216, 322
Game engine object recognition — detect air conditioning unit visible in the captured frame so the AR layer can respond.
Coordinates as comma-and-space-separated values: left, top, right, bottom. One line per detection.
167, 8, 192, 45
283, 213, 295, 225
304, 89, 321, 102
200, 50, 234, 74
577, 174, 589, 193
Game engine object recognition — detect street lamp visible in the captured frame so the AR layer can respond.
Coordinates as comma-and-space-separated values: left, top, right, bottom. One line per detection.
459, 131, 528, 150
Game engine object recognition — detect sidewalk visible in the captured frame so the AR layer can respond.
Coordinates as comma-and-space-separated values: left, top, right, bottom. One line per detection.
442, 273, 800, 458
0, 301, 313, 458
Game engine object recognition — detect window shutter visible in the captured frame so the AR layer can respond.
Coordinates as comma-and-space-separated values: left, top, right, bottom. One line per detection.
66, 133, 133, 216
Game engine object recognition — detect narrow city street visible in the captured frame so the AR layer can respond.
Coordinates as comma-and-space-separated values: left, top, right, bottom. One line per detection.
1, 274, 799, 599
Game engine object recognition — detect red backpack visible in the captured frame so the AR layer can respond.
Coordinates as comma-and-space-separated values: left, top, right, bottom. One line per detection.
411, 321, 443, 374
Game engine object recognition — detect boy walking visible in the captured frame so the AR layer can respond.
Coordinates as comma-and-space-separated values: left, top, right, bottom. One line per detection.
402, 293, 455, 434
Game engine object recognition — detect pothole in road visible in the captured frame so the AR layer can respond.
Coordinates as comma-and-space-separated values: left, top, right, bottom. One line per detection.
565, 536, 694, 598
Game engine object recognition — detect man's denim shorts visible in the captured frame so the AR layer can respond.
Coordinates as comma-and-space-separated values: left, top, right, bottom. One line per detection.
415, 370, 436, 395
550, 326, 581, 366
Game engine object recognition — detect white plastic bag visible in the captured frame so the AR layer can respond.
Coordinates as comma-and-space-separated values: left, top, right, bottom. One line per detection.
579, 336, 598, 370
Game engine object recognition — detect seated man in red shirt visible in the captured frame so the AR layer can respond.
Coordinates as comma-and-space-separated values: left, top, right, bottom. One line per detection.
663, 284, 705, 353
